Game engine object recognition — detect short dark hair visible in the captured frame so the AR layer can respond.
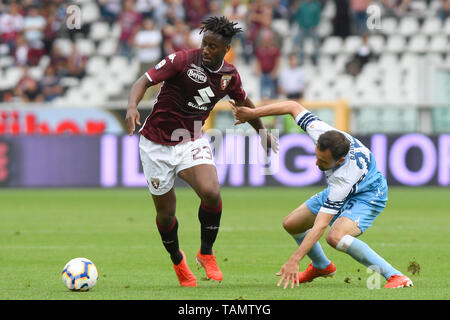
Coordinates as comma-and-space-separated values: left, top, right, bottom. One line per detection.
199, 16, 242, 44
317, 130, 350, 161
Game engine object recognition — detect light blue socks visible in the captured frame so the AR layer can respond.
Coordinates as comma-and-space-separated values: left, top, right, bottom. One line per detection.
292, 230, 331, 270
336, 235, 402, 280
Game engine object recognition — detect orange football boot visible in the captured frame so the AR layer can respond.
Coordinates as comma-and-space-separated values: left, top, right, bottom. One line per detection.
196, 251, 223, 282
384, 275, 413, 288
298, 262, 337, 283
173, 250, 197, 287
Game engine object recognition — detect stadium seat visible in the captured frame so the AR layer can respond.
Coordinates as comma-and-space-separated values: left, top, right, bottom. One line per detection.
110, 22, 122, 39
0, 56, 14, 68
272, 19, 289, 37
85, 56, 107, 75
408, 34, 428, 54
359, 62, 381, 83
320, 36, 343, 55
29, 66, 44, 81
4, 67, 23, 90
81, 1, 100, 25
367, 34, 385, 55
444, 18, 450, 35
385, 35, 406, 54
97, 38, 118, 56
425, 53, 444, 64
421, 17, 442, 36
429, 35, 448, 53
378, 53, 399, 71
317, 19, 333, 38
409, 0, 427, 12
381, 17, 398, 35
334, 53, 350, 73
321, 0, 336, 20
333, 74, 354, 94
398, 17, 420, 37
75, 38, 96, 56
109, 56, 129, 74
399, 53, 419, 70
344, 36, 362, 55
89, 22, 110, 42
53, 38, 74, 56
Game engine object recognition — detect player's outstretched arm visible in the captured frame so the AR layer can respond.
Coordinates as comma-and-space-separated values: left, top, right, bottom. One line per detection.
230, 100, 305, 125
125, 75, 152, 135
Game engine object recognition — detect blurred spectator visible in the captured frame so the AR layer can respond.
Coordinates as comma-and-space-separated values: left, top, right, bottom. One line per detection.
99, 0, 122, 25
50, 45, 68, 78
439, 0, 450, 22
66, 44, 87, 79
118, 0, 143, 61
380, 0, 411, 17
278, 53, 306, 100
350, 0, 370, 36
271, 0, 290, 20
163, 19, 190, 55
23, 5, 46, 65
136, 0, 162, 19
153, 0, 185, 27
0, 1, 24, 54
43, 7, 62, 56
13, 33, 30, 66
133, 18, 163, 74
247, 0, 271, 57
345, 33, 373, 76
204, 1, 222, 20
223, 0, 250, 62
40, 65, 64, 102
293, 0, 321, 65
14, 67, 44, 102
333, 0, 351, 38
254, 29, 281, 99
184, 0, 208, 28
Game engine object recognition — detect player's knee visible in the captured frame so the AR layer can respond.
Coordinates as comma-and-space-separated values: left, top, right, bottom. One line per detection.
326, 231, 345, 249
156, 214, 176, 228
282, 216, 296, 234
200, 188, 221, 207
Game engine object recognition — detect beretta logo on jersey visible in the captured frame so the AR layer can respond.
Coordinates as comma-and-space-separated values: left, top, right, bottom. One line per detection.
187, 68, 207, 83
220, 75, 232, 90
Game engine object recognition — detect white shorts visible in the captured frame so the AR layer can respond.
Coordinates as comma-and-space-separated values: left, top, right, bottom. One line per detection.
139, 135, 216, 195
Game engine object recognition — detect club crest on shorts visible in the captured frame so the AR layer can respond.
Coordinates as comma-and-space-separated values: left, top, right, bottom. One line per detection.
150, 178, 160, 189
220, 75, 232, 90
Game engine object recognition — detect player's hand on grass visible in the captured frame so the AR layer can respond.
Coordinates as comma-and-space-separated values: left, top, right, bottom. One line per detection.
229, 99, 256, 124
125, 107, 141, 136
276, 260, 300, 289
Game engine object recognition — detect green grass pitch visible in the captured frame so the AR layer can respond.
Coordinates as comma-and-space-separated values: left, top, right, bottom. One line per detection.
1, 187, 449, 300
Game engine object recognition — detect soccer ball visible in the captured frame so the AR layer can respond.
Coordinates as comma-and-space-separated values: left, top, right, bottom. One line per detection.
61, 257, 98, 291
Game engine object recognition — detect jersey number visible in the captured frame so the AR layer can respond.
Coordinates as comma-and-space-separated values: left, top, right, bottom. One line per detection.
192, 146, 213, 161
194, 87, 215, 106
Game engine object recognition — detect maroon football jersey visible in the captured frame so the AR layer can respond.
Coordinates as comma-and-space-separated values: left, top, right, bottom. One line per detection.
139, 49, 247, 145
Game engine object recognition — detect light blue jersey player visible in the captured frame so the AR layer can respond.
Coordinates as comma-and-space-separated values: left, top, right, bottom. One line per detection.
231, 100, 413, 289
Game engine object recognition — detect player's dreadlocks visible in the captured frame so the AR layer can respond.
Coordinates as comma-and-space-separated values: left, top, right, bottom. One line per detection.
199, 16, 242, 44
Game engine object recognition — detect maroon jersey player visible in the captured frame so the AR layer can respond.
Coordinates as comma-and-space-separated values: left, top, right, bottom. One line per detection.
125, 16, 278, 287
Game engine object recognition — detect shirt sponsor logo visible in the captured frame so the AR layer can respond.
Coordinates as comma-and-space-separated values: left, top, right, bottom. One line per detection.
188, 102, 208, 111
187, 68, 207, 83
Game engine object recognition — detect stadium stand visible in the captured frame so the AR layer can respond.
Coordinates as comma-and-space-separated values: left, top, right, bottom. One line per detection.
0, 0, 449, 134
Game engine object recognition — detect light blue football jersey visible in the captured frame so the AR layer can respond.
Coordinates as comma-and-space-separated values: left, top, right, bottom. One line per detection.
295, 110, 388, 215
